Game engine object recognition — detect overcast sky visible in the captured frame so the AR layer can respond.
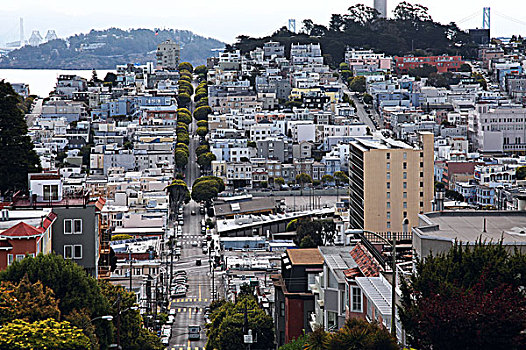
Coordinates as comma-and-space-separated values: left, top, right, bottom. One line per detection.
0, 0, 524, 45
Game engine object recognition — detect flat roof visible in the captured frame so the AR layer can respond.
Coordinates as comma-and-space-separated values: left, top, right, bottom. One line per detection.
415, 211, 526, 244
287, 248, 323, 265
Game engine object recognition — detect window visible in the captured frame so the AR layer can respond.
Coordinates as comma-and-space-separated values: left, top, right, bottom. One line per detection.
420, 162, 424, 168
43, 184, 59, 201
15, 255, 25, 262
403, 192, 407, 198
64, 245, 73, 259
351, 287, 363, 312
386, 192, 390, 199
420, 191, 424, 197
7, 254, 13, 266
403, 152, 407, 159
420, 172, 424, 178
403, 182, 407, 189
74, 219, 82, 234
386, 153, 390, 159
420, 182, 424, 187
403, 211, 407, 218
386, 172, 390, 180
386, 182, 390, 189
403, 202, 407, 209
420, 201, 424, 207
387, 202, 391, 209
403, 172, 407, 179
280, 302, 285, 317
64, 219, 72, 234
327, 311, 337, 329
386, 162, 390, 169
403, 162, 407, 169
387, 222, 391, 229
387, 212, 391, 219
74, 245, 82, 259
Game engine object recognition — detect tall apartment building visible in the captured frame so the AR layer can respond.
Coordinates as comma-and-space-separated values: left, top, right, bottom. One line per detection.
156, 40, 180, 71
349, 132, 434, 233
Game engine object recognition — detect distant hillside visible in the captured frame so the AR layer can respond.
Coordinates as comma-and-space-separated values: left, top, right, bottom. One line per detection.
0, 28, 224, 69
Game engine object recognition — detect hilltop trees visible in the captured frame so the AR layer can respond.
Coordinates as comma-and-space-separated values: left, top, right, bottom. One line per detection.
0, 81, 41, 197
400, 242, 526, 349
191, 176, 224, 205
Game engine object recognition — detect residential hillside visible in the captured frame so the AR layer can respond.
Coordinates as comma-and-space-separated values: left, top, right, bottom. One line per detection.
0, 28, 224, 69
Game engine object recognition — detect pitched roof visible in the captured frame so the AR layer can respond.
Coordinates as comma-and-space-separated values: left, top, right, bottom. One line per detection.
287, 248, 324, 265
0, 222, 43, 238
350, 243, 381, 277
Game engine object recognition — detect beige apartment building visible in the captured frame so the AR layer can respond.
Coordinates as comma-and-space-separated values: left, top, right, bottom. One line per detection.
156, 40, 180, 71
349, 132, 434, 234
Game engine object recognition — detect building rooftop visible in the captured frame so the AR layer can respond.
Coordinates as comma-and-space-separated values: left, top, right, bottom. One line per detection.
287, 248, 323, 265
0, 222, 43, 238
415, 211, 526, 245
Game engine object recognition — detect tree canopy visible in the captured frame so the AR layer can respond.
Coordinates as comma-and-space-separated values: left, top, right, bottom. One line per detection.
233, 3, 478, 67
0, 81, 41, 197
400, 241, 526, 349
294, 219, 337, 248
0, 318, 91, 350
205, 294, 274, 350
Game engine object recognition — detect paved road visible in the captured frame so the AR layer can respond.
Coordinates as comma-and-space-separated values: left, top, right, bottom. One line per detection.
168, 79, 210, 350
351, 94, 378, 131
168, 201, 210, 350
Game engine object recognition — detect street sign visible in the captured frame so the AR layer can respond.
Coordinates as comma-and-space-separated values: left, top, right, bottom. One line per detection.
244, 335, 253, 344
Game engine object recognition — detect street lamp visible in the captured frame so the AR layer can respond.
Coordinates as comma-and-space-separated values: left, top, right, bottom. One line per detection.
91, 315, 113, 322
345, 229, 397, 340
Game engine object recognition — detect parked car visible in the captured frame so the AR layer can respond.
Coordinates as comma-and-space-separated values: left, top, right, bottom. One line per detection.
179, 220, 184, 226
192, 241, 198, 247
169, 309, 176, 315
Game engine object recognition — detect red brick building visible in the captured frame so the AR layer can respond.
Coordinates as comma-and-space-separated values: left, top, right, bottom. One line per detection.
395, 55, 465, 74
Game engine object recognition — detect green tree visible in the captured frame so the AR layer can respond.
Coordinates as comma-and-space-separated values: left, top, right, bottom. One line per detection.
326, 318, 398, 350
321, 174, 334, 185
177, 113, 192, 125
362, 93, 373, 104
197, 152, 216, 171
196, 145, 210, 157
197, 120, 208, 128
206, 295, 274, 350
194, 105, 212, 121
196, 97, 209, 108
295, 173, 312, 195
393, 1, 432, 22
175, 149, 189, 169
191, 179, 221, 204
166, 179, 191, 219
334, 171, 349, 185
400, 242, 526, 349
346, 4, 380, 25
349, 76, 366, 93
194, 176, 225, 193
516, 166, 526, 180
274, 177, 285, 187
196, 126, 208, 138
194, 65, 208, 75
0, 254, 111, 348
178, 62, 194, 73
177, 93, 191, 108
294, 219, 337, 247
0, 81, 41, 197
195, 91, 208, 102
0, 318, 92, 350
99, 282, 163, 350
0, 276, 60, 324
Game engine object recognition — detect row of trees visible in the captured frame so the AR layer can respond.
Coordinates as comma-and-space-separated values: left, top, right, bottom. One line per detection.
193, 79, 217, 171
175, 62, 195, 173
191, 175, 225, 207
0, 254, 163, 349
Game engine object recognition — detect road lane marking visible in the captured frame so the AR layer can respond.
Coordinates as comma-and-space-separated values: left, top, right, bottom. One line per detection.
189, 309, 192, 319
199, 284, 202, 300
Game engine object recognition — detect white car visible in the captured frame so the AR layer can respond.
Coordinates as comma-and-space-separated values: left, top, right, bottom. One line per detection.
167, 315, 175, 324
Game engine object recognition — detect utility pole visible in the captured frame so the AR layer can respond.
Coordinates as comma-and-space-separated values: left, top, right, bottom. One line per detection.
128, 248, 133, 292
116, 294, 121, 350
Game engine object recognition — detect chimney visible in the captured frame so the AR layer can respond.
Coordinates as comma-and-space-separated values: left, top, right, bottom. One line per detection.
434, 187, 445, 211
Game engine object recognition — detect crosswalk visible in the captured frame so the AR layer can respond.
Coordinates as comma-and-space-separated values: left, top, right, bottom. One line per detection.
172, 306, 206, 313
173, 298, 208, 303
